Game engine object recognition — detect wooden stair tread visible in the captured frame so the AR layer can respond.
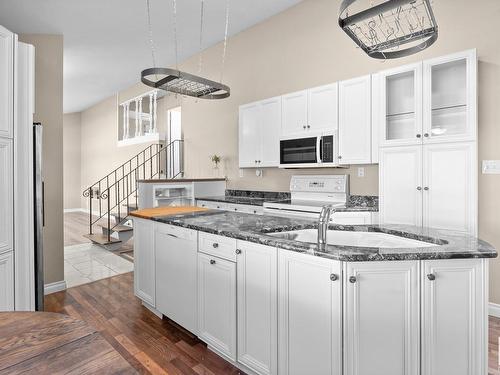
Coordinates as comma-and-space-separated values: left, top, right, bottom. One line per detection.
83, 234, 121, 245
98, 224, 133, 233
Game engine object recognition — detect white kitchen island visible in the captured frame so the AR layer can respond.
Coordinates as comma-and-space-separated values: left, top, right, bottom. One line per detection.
131, 208, 496, 375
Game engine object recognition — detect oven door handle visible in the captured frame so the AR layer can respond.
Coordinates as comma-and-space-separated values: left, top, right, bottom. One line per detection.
316, 136, 322, 164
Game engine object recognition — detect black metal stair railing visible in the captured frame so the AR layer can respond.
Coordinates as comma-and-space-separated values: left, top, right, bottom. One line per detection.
82, 140, 184, 241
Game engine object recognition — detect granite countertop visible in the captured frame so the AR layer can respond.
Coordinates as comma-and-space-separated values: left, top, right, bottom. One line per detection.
139, 209, 497, 261
197, 195, 286, 206
196, 194, 379, 211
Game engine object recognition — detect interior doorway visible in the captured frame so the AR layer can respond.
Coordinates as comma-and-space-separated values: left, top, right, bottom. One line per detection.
167, 106, 182, 178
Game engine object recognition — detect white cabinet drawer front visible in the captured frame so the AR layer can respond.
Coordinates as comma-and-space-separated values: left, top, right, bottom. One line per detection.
0, 138, 13, 254
155, 222, 196, 242
331, 212, 372, 225
0, 251, 14, 311
198, 252, 237, 360
226, 203, 262, 215
198, 232, 237, 261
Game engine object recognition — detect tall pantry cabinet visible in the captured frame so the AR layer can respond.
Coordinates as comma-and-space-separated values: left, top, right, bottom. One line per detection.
378, 50, 477, 236
0, 24, 36, 311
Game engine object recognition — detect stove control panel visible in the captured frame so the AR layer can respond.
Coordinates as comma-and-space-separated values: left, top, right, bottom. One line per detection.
290, 175, 348, 193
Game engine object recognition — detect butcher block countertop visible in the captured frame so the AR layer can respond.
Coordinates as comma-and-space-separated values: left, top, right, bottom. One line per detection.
130, 206, 209, 219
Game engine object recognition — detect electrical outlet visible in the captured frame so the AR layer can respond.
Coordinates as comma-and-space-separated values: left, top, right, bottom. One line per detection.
357, 167, 365, 178
482, 160, 500, 174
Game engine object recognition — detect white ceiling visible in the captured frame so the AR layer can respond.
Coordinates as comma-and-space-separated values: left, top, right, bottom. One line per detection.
0, 0, 303, 113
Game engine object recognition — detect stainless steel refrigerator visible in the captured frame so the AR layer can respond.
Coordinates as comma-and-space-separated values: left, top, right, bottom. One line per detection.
33, 122, 44, 311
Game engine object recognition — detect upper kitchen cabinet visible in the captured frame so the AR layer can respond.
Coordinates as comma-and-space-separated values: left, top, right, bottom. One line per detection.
281, 90, 308, 137
239, 96, 281, 168
377, 63, 423, 147
0, 26, 14, 138
281, 83, 338, 138
423, 49, 477, 143
308, 83, 338, 133
338, 75, 372, 165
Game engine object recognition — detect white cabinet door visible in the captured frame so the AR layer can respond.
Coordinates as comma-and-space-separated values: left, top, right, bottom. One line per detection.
278, 250, 342, 375
308, 83, 338, 133
0, 138, 13, 254
422, 259, 486, 375
260, 96, 281, 167
0, 251, 14, 311
423, 49, 477, 143
237, 241, 277, 375
281, 90, 308, 137
344, 261, 420, 375
198, 252, 237, 361
378, 63, 423, 147
338, 75, 372, 165
379, 146, 422, 226
155, 224, 198, 334
133, 218, 156, 307
0, 26, 14, 139
239, 102, 261, 168
423, 142, 476, 235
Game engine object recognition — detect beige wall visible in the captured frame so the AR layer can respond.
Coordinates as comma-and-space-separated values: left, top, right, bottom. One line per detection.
63, 113, 81, 209
19, 34, 64, 285
78, 0, 500, 301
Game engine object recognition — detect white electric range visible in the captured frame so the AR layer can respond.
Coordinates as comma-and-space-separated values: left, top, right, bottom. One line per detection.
263, 175, 350, 219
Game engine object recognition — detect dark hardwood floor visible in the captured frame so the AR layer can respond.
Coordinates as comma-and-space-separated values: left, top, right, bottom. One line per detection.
45, 271, 500, 375
44, 272, 242, 375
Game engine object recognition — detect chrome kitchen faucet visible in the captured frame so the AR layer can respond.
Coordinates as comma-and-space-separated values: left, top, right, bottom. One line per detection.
317, 205, 337, 251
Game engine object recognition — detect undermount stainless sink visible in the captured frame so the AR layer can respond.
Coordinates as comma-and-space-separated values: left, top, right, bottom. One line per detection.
267, 229, 436, 248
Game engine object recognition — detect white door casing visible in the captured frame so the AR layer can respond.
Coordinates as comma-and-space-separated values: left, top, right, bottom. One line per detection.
0, 25, 14, 138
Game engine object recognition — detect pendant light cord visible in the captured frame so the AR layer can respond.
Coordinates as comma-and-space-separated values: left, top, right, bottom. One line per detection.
198, 0, 205, 74
146, 0, 157, 68
172, 0, 179, 70
220, 0, 230, 83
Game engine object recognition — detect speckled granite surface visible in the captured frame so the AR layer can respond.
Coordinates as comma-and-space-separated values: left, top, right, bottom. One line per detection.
196, 195, 286, 206
143, 210, 497, 261
197, 191, 379, 211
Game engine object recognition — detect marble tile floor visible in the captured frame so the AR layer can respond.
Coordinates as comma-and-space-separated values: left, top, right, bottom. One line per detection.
64, 243, 134, 288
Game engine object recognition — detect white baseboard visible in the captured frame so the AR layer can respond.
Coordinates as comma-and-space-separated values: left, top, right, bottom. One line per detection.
64, 208, 85, 213
44, 280, 67, 295
489, 302, 500, 318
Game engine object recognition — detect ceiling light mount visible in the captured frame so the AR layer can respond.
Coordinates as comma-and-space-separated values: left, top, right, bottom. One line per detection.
338, 0, 438, 59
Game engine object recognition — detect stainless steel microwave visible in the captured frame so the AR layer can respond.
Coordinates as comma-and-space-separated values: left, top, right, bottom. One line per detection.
279, 133, 338, 168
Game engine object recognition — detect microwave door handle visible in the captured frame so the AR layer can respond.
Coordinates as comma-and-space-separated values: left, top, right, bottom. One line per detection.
316, 137, 322, 163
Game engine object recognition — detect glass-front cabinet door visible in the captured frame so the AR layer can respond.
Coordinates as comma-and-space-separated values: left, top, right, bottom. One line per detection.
423, 49, 477, 143
378, 63, 423, 147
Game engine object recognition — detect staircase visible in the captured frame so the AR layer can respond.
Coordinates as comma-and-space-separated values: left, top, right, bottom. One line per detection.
82, 140, 184, 251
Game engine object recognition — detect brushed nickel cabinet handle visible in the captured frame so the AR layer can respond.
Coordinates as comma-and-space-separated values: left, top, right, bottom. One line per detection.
330, 274, 339, 281
417, 186, 422, 191
210, 259, 216, 265
424, 187, 429, 191
236, 249, 242, 255
416, 134, 422, 138
349, 276, 357, 283
212, 243, 219, 248
424, 133, 429, 137
427, 273, 436, 281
